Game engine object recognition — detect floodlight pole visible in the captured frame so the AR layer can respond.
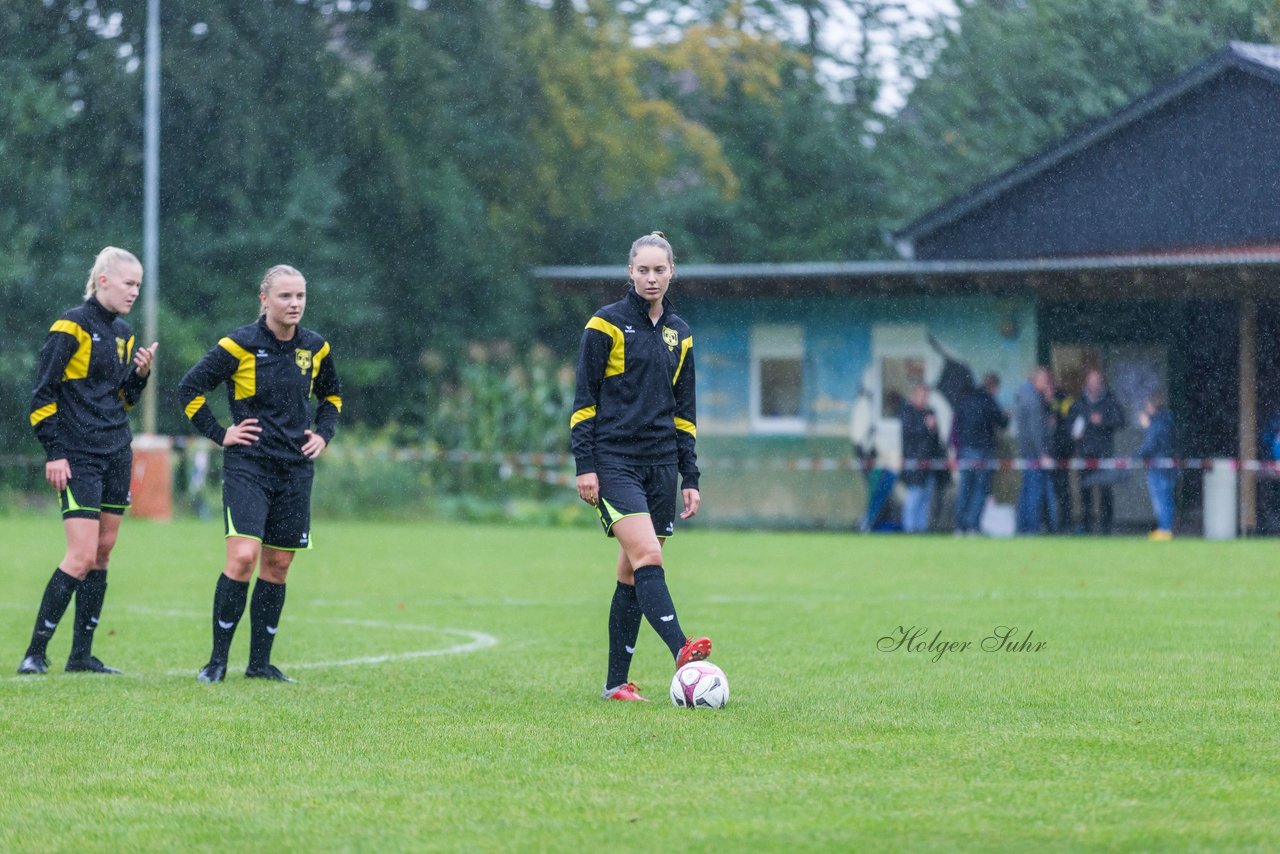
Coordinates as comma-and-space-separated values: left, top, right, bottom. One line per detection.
141, 0, 160, 434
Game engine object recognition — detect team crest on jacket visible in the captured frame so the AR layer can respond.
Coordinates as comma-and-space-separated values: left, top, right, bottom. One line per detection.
661, 326, 679, 351
116, 338, 128, 362
295, 349, 312, 374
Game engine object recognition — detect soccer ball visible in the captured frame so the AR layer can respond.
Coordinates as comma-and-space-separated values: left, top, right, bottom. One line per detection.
670, 661, 729, 709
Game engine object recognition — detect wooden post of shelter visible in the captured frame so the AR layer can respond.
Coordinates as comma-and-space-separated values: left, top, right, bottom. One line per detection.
1240, 296, 1258, 534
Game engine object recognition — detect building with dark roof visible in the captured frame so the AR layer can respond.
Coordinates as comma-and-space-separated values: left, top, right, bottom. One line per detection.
539, 43, 1280, 532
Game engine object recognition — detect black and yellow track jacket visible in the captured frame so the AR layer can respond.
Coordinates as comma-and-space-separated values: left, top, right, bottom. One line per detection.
29, 296, 149, 461
177, 316, 342, 467
571, 287, 699, 490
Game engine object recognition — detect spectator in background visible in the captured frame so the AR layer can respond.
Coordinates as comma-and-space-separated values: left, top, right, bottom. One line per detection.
1138, 391, 1176, 540
1069, 369, 1125, 535
1049, 377, 1076, 533
953, 372, 1008, 535
1015, 366, 1057, 534
1258, 406, 1280, 532
900, 384, 942, 534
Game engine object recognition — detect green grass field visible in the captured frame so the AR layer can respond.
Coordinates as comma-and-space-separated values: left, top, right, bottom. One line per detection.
2, 514, 1277, 852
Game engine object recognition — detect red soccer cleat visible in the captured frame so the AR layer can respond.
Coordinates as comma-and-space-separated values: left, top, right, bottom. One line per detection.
602, 681, 649, 702
677, 635, 712, 669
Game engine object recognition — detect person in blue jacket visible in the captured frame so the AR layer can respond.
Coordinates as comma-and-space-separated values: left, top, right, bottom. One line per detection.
1137, 391, 1176, 540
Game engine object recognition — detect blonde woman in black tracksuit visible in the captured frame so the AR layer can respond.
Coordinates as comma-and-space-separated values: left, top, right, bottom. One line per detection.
18, 247, 157, 675
178, 265, 342, 684
571, 232, 711, 703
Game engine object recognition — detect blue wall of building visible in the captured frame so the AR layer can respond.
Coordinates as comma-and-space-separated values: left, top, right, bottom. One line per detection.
668, 291, 1037, 528
681, 292, 1038, 437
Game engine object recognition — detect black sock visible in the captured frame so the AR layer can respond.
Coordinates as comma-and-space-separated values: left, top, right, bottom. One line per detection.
210, 574, 249, 664
25, 568, 82, 658
248, 579, 287, 668
633, 565, 685, 660
69, 569, 108, 661
605, 581, 643, 690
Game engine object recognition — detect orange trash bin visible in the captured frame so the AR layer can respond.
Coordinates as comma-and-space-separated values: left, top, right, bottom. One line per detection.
130, 434, 173, 521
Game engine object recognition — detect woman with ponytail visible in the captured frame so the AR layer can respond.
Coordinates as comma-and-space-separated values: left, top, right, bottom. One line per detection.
570, 232, 712, 702
18, 247, 157, 675
177, 264, 342, 683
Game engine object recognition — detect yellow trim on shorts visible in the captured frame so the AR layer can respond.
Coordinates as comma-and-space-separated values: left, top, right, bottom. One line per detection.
261, 540, 313, 553
598, 497, 649, 535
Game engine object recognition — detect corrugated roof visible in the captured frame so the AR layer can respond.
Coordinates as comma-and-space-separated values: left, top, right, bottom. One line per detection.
894, 42, 1280, 250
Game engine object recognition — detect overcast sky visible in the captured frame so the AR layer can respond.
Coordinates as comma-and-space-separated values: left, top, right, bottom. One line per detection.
813, 0, 960, 112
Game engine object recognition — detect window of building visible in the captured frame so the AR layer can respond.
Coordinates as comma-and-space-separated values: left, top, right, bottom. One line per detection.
880, 355, 926, 420
750, 324, 805, 433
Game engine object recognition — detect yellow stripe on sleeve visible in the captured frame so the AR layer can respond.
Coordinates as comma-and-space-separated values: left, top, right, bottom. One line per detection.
184, 394, 207, 419
218, 337, 256, 400
30, 402, 57, 427
324, 395, 343, 412
585, 317, 625, 378
310, 341, 332, 397
51, 320, 92, 380
570, 406, 597, 428
675, 417, 697, 437
672, 335, 692, 386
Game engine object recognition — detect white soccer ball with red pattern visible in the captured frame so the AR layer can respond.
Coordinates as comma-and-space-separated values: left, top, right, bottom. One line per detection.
670, 661, 729, 708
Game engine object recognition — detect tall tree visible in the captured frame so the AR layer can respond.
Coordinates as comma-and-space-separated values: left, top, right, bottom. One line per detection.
881, 0, 1270, 234
0, 1, 146, 456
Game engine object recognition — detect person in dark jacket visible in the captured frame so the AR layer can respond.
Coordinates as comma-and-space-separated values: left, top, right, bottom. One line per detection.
571, 232, 711, 703
1015, 366, 1057, 534
18, 247, 157, 675
178, 264, 342, 684
1049, 382, 1076, 532
952, 372, 1008, 534
1258, 407, 1280, 532
1137, 391, 1176, 539
1068, 369, 1125, 534
900, 384, 943, 533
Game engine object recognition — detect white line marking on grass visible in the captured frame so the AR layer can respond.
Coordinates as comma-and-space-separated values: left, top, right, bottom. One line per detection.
307, 597, 591, 608
0, 604, 498, 680
284, 629, 498, 671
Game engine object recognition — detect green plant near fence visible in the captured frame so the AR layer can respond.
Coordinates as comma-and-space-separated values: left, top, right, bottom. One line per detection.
310, 341, 584, 523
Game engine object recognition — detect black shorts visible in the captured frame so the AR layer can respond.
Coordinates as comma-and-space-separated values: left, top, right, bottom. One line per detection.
61, 448, 132, 520
223, 458, 314, 551
594, 458, 678, 538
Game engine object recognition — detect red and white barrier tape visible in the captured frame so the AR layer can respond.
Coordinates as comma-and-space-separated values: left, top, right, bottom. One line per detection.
822, 457, 1280, 473
5, 450, 1278, 480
